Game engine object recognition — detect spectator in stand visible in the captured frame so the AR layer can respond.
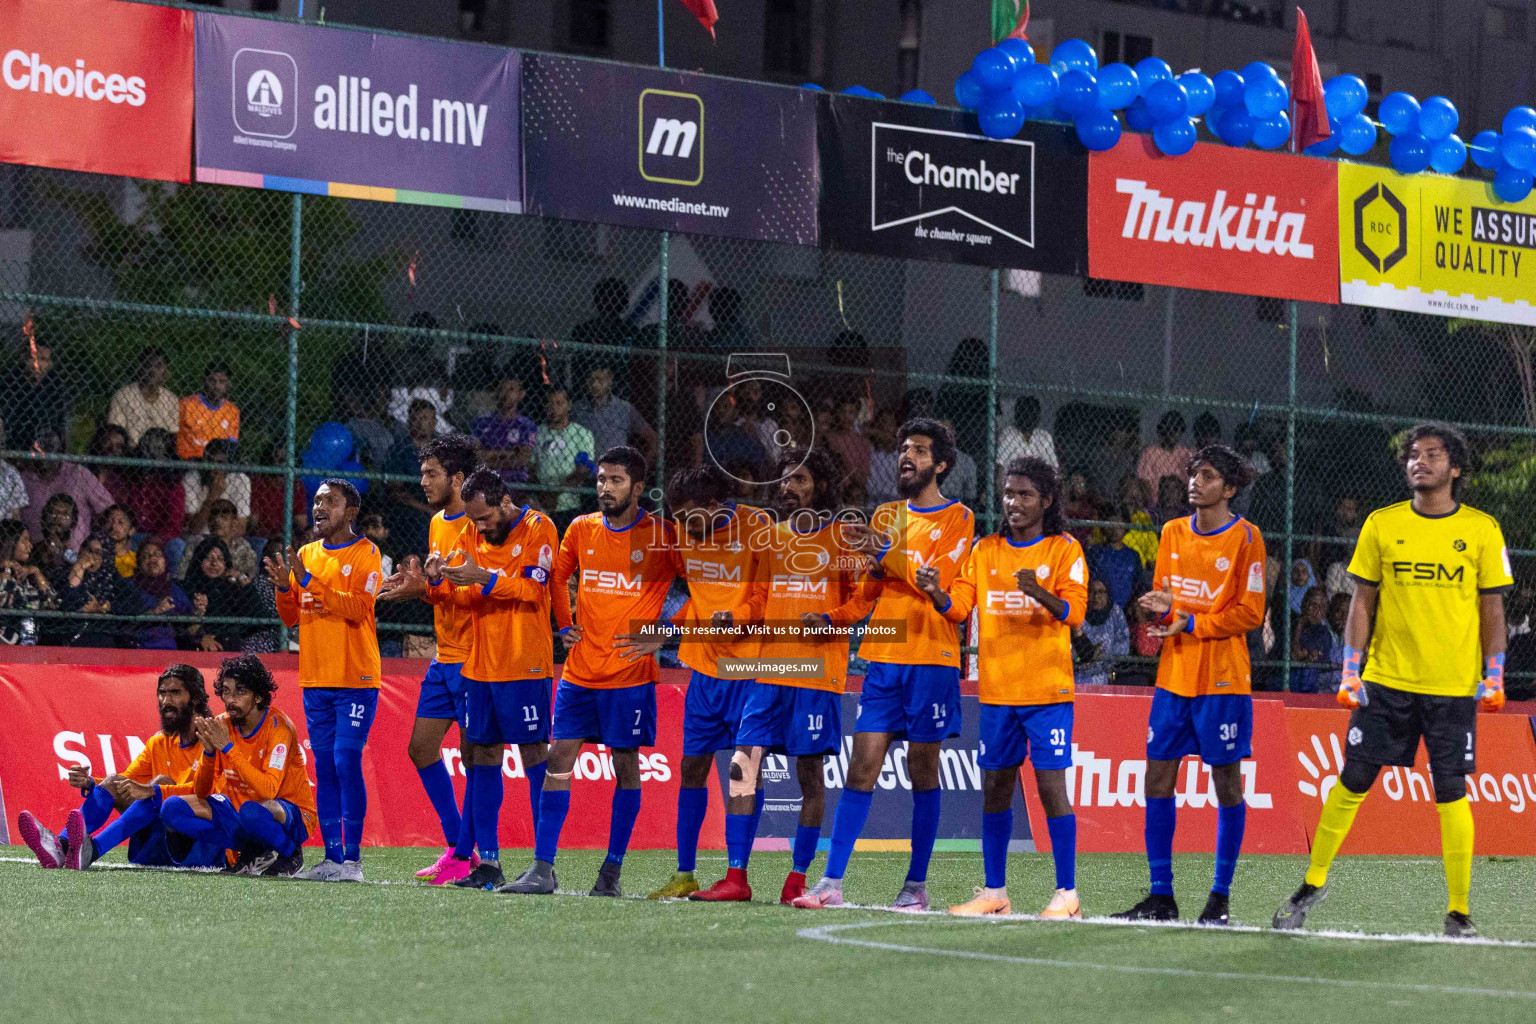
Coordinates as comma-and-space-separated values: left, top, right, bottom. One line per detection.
383, 398, 441, 558
996, 395, 1058, 475
389, 348, 454, 436
59, 534, 138, 649
1282, 558, 1317, 618
0, 415, 27, 521
535, 386, 597, 524
360, 512, 394, 577
1235, 422, 1271, 478
1156, 474, 1190, 524
823, 392, 869, 505
176, 498, 257, 581
1245, 433, 1289, 533
19, 429, 113, 554
573, 365, 656, 468
634, 279, 705, 427
937, 418, 978, 505
1089, 422, 1139, 505
248, 437, 307, 542
85, 424, 131, 502
119, 428, 185, 548
181, 535, 257, 652
865, 407, 901, 507
706, 287, 754, 350
570, 278, 636, 386
100, 504, 137, 577
1088, 520, 1143, 611
107, 347, 179, 447
1, 338, 70, 453
183, 438, 250, 537
1062, 471, 1100, 545
902, 387, 935, 423
1074, 577, 1129, 686
936, 336, 989, 460
1191, 411, 1222, 450
472, 376, 539, 487
32, 493, 79, 577
700, 389, 766, 483
1136, 411, 1194, 491
330, 331, 397, 448
338, 381, 396, 470
130, 538, 190, 651
1324, 591, 1351, 690
734, 379, 783, 467
1287, 586, 1333, 693
1314, 494, 1362, 592
176, 361, 239, 461
0, 518, 54, 643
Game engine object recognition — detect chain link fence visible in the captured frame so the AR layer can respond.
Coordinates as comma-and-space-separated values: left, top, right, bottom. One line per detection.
1, 156, 1531, 695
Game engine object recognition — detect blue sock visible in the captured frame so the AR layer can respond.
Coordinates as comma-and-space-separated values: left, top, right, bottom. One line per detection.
792, 824, 821, 874
336, 746, 368, 862
312, 745, 343, 863
1146, 796, 1176, 896
81, 785, 117, 833
472, 764, 503, 863
825, 789, 873, 881
1213, 802, 1247, 896
675, 786, 708, 873
1047, 814, 1077, 891
982, 810, 1012, 889
534, 788, 570, 864
452, 771, 476, 859
525, 761, 547, 836
160, 797, 224, 847
91, 796, 161, 857
606, 788, 641, 865
238, 801, 296, 857
725, 813, 753, 870
748, 788, 766, 846
417, 760, 461, 848
907, 788, 941, 884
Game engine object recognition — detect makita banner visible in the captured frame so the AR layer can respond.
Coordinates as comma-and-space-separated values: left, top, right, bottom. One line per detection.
1088, 136, 1339, 303
194, 13, 520, 212
0, 0, 194, 182
521, 55, 818, 244
818, 94, 1087, 271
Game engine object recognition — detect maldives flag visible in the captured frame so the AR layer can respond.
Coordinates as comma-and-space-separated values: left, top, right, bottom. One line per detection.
679, 0, 718, 38
1290, 6, 1330, 151
992, 1, 1030, 43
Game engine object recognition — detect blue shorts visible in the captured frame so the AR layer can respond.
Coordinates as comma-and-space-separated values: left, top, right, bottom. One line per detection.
978, 702, 1074, 771
682, 670, 753, 756
415, 660, 468, 721
464, 677, 552, 746
855, 662, 962, 742
552, 679, 656, 748
1146, 689, 1253, 766
303, 687, 380, 752
736, 682, 843, 757
165, 796, 308, 867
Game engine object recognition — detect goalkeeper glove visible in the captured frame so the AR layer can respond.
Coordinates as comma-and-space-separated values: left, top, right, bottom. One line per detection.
1476, 652, 1506, 712
1336, 645, 1367, 709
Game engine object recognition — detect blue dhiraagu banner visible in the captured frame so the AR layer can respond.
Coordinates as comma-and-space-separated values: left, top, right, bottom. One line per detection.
193, 12, 520, 212
521, 54, 819, 245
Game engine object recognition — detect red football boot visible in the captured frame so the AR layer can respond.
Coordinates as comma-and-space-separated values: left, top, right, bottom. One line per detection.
780, 870, 807, 905
688, 867, 753, 902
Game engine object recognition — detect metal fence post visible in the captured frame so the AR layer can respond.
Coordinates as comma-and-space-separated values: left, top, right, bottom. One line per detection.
986, 269, 999, 533
656, 231, 668, 494
281, 192, 302, 648
1282, 299, 1298, 688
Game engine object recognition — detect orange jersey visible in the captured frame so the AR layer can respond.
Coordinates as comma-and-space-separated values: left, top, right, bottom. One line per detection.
759, 519, 873, 693
855, 499, 976, 669
175, 395, 240, 459
275, 535, 383, 689
670, 504, 773, 677
551, 510, 677, 689
942, 533, 1088, 705
119, 730, 201, 796
192, 708, 318, 835
422, 510, 477, 663
445, 507, 560, 683
1151, 515, 1267, 697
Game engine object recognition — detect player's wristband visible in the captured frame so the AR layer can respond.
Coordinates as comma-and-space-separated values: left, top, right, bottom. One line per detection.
558, 626, 574, 636
1484, 652, 1506, 684
1184, 613, 1195, 634
1054, 600, 1070, 623
298, 571, 313, 588
220, 742, 234, 754
934, 593, 951, 613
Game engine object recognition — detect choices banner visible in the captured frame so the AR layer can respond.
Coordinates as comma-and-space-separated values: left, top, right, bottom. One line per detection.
1089, 137, 1339, 303
194, 12, 520, 212
1, 0, 194, 182
521, 55, 819, 245
818, 94, 1087, 271
1339, 162, 1536, 325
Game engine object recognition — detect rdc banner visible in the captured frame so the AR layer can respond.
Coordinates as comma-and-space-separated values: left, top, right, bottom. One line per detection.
194, 12, 520, 212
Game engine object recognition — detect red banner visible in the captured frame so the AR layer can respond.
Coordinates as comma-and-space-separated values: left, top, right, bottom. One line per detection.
0, 656, 723, 851
1088, 137, 1339, 303
1, 0, 194, 182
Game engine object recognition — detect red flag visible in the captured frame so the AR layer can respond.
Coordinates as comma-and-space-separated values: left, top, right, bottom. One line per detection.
1008, 1, 1031, 41
678, 0, 718, 39
1290, 7, 1330, 152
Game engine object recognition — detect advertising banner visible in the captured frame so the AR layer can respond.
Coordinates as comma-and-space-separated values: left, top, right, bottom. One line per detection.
818, 94, 1087, 271
194, 13, 520, 212
521, 55, 818, 244
1339, 162, 1536, 325
1088, 137, 1339, 302
0, 0, 194, 182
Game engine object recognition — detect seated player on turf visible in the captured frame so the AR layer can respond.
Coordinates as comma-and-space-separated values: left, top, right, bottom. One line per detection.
649, 465, 771, 900
916, 457, 1087, 918
153, 655, 319, 877
1112, 445, 1264, 926
1274, 424, 1510, 938
501, 446, 677, 897
18, 664, 210, 870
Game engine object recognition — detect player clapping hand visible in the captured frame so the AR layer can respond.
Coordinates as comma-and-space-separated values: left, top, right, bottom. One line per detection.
441, 550, 494, 588
1140, 586, 1189, 638
263, 545, 297, 591
377, 555, 428, 602
192, 714, 231, 754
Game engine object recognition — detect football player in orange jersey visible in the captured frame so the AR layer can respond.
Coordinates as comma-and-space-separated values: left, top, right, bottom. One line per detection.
1112, 444, 1264, 926
20, 664, 210, 870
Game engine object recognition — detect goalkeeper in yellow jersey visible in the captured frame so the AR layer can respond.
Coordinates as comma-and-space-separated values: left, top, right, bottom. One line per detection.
1273, 424, 1511, 938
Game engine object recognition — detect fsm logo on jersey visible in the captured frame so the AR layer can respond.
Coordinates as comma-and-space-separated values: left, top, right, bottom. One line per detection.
232, 48, 297, 138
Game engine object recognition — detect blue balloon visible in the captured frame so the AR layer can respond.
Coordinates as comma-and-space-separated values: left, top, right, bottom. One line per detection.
1203, 104, 1229, 136
1133, 57, 1174, 91
1338, 112, 1378, 155
1323, 75, 1369, 120
1389, 132, 1432, 173
1124, 97, 1156, 133
1379, 92, 1420, 136
1504, 107, 1536, 136
977, 93, 1026, 139
800, 83, 824, 91
1471, 130, 1503, 170
954, 70, 984, 109
1495, 165, 1534, 203
972, 48, 1018, 93
1418, 96, 1458, 142
1212, 70, 1246, 109
1241, 61, 1281, 83
1503, 127, 1536, 170
997, 37, 1036, 67
1244, 77, 1287, 119
1253, 110, 1291, 150
1179, 72, 1215, 117
1027, 102, 1057, 122
1074, 109, 1122, 151
1056, 69, 1099, 116
1305, 117, 1343, 156
1050, 38, 1098, 75
1096, 63, 1140, 110
306, 422, 354, 468
899, 89, 937, 105
1153, 117, 1197, 156
1144, 79, 1188, 122
1218, 107, 1256, 146
1430, 134, 1467, 175
842, 85, 883, 99
1011, 63, 1059, 108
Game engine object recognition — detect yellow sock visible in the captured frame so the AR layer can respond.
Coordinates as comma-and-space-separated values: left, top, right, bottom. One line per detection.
1437, 798, 1474, 916
1304, 784, 1367, 888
